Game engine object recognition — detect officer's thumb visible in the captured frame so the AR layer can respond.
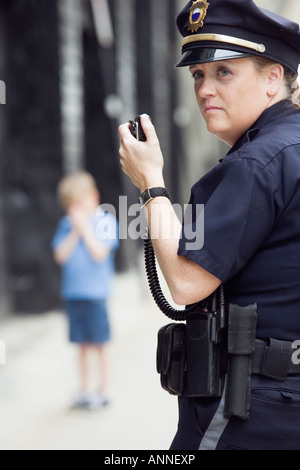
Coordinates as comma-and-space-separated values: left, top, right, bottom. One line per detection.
140, 114, 156, 141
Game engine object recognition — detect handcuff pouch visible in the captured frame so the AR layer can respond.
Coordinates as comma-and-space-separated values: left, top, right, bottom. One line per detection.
156, 323, 186, 395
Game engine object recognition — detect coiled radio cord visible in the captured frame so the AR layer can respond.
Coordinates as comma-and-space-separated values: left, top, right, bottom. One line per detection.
144, 234, 197, 322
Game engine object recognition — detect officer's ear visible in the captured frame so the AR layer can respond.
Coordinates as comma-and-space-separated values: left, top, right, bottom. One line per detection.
266, 64, 284, 97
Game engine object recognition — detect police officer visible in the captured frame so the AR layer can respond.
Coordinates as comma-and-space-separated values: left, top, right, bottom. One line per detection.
118, 0, 300, 450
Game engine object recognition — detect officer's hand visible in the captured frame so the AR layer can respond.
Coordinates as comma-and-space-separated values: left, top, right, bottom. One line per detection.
118, 114, 165, 192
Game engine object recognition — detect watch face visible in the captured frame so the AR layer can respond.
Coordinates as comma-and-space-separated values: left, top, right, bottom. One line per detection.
139, 195, 146, 205
139, 192, 150, 207
139, 189, 152, 207
139, 188, 170, 207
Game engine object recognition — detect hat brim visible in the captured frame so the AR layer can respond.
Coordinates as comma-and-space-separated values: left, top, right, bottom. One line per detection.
175, 48, 251, 68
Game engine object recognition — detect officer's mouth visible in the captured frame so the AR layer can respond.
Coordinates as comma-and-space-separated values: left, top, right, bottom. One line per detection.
204, 106, 223, 114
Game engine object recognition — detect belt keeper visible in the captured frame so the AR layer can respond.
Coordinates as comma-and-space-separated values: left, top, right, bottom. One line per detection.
260, 338, 292, 381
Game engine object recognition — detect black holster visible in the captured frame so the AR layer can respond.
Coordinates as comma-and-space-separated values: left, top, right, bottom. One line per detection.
185, 295, 226, 397
156, 287, 226, 398
224, 303, 257, 420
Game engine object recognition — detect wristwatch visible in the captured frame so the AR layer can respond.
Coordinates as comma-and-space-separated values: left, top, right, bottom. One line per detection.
139, 187, 170, 208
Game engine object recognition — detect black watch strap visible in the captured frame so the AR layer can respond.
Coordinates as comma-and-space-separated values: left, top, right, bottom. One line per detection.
139, 187, 170, 208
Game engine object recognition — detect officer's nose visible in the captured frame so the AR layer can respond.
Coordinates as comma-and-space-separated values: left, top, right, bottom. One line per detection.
196, 77, 217, 99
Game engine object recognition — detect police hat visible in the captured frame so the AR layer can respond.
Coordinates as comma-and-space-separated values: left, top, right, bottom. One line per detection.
176, 0, 300, 74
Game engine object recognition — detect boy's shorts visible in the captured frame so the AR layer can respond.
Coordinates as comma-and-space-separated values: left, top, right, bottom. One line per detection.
65, 299, 111, 344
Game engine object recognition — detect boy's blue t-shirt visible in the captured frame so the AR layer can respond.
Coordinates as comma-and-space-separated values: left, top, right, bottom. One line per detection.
51, 209, 119, 300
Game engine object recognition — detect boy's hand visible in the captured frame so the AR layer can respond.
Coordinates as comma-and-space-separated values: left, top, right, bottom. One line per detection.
68, 204, 110, 262
68, 205, 91, 237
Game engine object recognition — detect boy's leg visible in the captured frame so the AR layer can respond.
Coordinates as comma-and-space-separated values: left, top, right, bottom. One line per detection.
82, 343, 110, 409
76, 343, 109, 410
95, 343, 109, 393
72, 343, 93, 408
79, 343, 90, 391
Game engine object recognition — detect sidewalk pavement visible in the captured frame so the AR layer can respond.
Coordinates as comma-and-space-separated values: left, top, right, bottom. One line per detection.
0, 263, 180, 450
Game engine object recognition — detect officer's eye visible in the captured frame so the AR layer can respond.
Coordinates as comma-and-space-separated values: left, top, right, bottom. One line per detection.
191, 70, 204, 80
217, 67, 231, 78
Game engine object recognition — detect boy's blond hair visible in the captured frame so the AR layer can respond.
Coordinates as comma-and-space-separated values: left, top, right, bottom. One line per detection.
57, 171, 98, 209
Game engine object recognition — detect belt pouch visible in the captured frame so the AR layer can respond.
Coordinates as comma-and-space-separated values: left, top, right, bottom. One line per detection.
156, 323, 186, 395
224, 303, 257, 420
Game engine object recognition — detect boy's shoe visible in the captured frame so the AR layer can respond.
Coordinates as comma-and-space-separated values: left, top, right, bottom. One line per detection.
72, 390, 91, 409
87, 391, 110, 411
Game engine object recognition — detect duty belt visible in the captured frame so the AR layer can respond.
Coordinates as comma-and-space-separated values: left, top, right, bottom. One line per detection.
252, 338, 300, 381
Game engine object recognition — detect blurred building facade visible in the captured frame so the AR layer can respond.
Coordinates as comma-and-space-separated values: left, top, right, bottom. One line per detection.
0, 0, 299, 316
0, 0, 183, 315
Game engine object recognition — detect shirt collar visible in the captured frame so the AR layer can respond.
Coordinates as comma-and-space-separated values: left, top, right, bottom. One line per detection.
225, 100, 298, 157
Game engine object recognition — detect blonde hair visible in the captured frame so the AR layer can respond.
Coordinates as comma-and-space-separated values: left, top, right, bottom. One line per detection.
285, 69, 300, 110
250, 56, 300, 111
57, 171, 97, 209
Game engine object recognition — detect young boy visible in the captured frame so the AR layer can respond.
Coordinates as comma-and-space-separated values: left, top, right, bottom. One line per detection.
52, 171, 119, 410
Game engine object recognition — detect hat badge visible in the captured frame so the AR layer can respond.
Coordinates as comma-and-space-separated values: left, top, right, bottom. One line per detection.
188, 0, 210, 33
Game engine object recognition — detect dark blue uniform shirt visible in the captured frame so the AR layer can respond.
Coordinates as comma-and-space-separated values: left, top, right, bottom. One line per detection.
179, 100, 300, 342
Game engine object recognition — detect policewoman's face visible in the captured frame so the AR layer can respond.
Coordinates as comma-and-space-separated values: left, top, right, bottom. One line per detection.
190, 57, 271, 146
